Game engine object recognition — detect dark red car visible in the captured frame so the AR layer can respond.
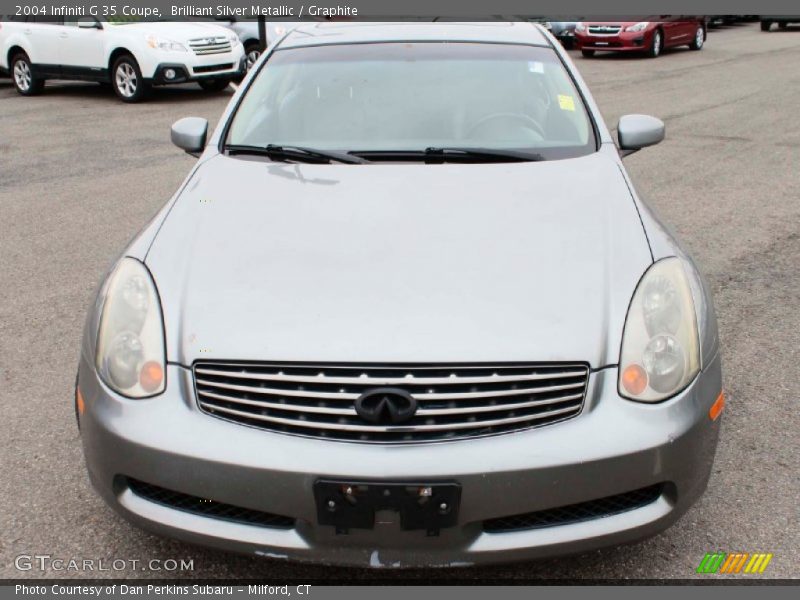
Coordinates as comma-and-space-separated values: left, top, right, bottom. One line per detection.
575, 18, 706, 58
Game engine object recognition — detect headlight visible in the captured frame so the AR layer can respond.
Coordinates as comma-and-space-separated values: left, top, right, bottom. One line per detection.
575, 22, 586, 31
96, 258, 166, 398
619, 258, 700, 402
146, 35, 187, 52
625, 21, 650, 32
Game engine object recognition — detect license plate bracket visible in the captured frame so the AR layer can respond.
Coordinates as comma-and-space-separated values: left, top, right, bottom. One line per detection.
313, 480, 461, 535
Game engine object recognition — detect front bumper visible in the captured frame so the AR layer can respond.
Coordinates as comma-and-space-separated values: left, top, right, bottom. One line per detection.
77, 353, 722, 568
146, 55, 246, 85
575, 31, 650, 51
552, 31, 576, 46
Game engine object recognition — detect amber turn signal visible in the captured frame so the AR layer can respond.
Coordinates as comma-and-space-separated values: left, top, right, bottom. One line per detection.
139, 361, 164, 393
709, 391, 725, 421
75, 386, 85, 416
621, 364, 648, 396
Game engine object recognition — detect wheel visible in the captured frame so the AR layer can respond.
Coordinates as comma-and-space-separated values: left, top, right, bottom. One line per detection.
11, 52, 44, 96
197, 78, 231, 92
647, 30, 663, 58
689, 25, 705, 50
581, 49, 595, 58
244, 41, 262, 71
760, 20, 772, 31
111, 55, 149, 103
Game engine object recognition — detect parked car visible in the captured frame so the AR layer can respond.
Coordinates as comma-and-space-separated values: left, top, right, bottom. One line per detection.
543, 21, 580, 47
0, 16, 245, 101
213, 19, 295, 71
76, 22, 722, 567
706, 16, 744, 27
760, 16, 799, 31
575, 18, 707, 57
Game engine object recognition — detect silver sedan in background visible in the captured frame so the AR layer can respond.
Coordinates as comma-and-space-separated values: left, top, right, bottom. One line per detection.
76, 22, 723, 568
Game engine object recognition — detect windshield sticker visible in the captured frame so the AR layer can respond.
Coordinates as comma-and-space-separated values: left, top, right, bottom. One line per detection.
558, 94, 576, 111
528, 61, 544, 74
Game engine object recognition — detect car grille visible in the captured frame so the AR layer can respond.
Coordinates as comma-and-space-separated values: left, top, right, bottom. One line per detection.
588, 25, 622, 35
127, 478, 295, 529
194, 362, 589, 443
193, 63, 234, 74
483, 484, 663, 533
189, 36, 232, 56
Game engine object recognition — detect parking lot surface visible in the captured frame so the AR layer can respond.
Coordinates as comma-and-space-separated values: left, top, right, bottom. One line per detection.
0, 22, 798, 580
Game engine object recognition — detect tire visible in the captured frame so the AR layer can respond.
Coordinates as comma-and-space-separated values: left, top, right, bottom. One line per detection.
197, 78, 231, 92
244, 41, 262, 71
646, 30, 663, 58
689, 25, 705, 50
760, 21, 772, 31
581, 49, 595, 58
111, 54, 149, 103
11, 52, 44, 96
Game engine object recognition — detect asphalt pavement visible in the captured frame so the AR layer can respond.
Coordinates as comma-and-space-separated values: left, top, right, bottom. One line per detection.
0, 22, 798, 580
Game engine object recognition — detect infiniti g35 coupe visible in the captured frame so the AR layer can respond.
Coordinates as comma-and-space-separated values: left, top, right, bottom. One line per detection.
76, 22, 723, 567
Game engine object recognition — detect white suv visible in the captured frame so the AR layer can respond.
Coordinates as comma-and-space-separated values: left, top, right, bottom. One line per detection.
0, 16, 246, 102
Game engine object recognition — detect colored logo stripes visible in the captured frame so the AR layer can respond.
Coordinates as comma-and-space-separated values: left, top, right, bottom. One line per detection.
697, 552, 773, 574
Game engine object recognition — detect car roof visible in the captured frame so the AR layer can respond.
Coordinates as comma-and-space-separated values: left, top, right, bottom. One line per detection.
278, 22, 551, 49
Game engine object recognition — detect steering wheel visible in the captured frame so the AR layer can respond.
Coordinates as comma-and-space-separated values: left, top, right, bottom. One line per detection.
466, 112, 546, 140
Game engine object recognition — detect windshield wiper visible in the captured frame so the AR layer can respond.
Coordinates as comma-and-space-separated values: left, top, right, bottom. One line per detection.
427, 147, 546, 162
350, 147, 546, 163
225, 144, 368, 165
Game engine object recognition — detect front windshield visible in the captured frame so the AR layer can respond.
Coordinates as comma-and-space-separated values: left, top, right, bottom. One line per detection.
226, 42, 596, 160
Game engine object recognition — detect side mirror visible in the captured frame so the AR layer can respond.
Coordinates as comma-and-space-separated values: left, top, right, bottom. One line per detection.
617, 114, 665, 157
171, 117, 208, 157
77, 18, 101, 29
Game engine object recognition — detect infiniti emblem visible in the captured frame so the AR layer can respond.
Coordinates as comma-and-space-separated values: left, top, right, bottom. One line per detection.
355, 388, 417, 425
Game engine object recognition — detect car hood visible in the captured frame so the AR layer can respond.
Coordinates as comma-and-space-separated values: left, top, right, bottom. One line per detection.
581, 20, 657, 27
146, 152, 652, 367
108, 21, 232, 42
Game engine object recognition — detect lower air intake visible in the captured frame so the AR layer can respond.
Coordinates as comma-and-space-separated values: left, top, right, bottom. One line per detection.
126, 478, 295, 529
483, 484, 663, 532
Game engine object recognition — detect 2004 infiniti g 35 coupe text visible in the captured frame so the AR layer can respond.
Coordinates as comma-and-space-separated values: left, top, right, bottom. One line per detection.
76, 22, 723, 567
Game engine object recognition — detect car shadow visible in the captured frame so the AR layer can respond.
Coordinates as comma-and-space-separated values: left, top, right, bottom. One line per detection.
569, 48, 694, 61
22, 80, 233, 104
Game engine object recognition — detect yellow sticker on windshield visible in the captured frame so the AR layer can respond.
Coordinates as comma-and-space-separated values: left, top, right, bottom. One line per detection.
558, 94, 576, 112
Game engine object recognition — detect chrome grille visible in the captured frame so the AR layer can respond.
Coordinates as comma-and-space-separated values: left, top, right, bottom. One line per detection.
588, 25, 622, 35
194, 362, 589, 443
189, 36, 232, 56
